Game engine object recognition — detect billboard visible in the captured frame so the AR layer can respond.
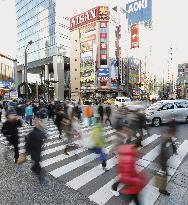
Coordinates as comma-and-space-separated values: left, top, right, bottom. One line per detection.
98, 68, 109, 81
70, 6, 109, 30
126, 0, 152, 26
131, 24, 139, 48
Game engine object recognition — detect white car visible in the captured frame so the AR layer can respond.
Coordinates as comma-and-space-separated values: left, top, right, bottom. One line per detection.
115, 97, 131, 108
146, 100, 188, 127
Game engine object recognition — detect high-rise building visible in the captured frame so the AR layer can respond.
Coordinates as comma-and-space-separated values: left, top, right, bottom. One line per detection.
15, 0, 70, 100
70, 6, 127, 102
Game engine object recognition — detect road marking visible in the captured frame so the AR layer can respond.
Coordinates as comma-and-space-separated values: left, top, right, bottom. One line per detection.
50, 145, 113, 178
139, 140, 188, 205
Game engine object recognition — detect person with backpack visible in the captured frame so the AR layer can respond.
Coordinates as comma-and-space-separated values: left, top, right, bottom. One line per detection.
2, 110, 22, 163
90, 118, 109, 171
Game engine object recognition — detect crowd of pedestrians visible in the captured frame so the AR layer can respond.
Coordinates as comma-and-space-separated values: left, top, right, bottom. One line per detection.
0, 99, 177, 204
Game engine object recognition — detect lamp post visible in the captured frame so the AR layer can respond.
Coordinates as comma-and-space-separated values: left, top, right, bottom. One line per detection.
24, 40, 33, 101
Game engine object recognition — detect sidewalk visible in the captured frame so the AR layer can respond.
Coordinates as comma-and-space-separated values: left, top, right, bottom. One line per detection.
0, 144, 95, 205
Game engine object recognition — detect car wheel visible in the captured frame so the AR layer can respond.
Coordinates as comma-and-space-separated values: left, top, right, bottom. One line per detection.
152, 117, 161, 127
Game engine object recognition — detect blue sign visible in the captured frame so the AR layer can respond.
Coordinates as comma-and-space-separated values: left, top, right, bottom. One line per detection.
98, 68, 109, 81
0, 81, 12, 87
98, 68, 109, 77
126, 0, 152, 26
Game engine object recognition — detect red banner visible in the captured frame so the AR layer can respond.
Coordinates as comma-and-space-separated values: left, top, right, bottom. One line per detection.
100, 33, 107, 38
100, 54, 107, 60
131, 24, 139, 49
100, 43, 107, 50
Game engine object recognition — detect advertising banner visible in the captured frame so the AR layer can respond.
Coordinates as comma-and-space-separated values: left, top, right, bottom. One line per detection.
100, 43, 107, 50
70, 6, 109, 30
81, 41, 93, 53
131, 24, 139, 48
126, 0, 152, 26
98, 68, 109, 81
110, 59, 119, 89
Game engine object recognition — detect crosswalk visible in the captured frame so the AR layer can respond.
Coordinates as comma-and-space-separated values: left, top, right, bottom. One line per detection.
0, 119, 187, 205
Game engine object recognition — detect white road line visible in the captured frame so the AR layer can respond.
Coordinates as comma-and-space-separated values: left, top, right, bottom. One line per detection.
142, 134, 160, 147
139, 140, 188, 205
50, 145, 113, 178
41, 135, 116, 167
66, 157, 116, 190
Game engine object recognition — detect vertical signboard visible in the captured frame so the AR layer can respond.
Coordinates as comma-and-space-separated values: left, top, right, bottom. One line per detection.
126, 0, 152, 26
131, 24, 139, 48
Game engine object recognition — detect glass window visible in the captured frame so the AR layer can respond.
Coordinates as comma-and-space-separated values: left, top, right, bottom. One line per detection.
158, 103, 174, 111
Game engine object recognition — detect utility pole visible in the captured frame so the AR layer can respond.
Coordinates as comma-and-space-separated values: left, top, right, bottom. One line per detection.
24, 40, 33, 101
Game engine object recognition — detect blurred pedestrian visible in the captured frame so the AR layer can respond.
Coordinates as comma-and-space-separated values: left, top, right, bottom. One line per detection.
105, 104, 112, 126
48, 102, 55, 121
90, 119, 109, 171
0, 102, 3, 122
25, 113, 47, 182
84, 102, 93, 127
2, 110, 22, 163
156, 123, 177, 196
54, 108, 64, 139
112, 144, 146, 204
98, 102, 104, 123
25, 103, 33, 126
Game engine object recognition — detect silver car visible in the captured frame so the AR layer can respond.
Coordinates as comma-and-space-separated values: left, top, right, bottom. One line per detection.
146, 100, 188, 127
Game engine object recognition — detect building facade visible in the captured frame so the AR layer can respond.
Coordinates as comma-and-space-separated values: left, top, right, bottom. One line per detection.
0, 53, 17, 99
15, 0, 70, 100
70, 6, 127, 102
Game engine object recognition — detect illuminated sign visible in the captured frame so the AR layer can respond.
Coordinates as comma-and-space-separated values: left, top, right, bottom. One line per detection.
81, 41, 93, 53
70, 6, 109, 30
100, 43, 107, 50
100, 54, 107, 60
100, 33, 107, 38
98, 68, 109, 82
100, 22, 108, 28
131, 24, 139, 48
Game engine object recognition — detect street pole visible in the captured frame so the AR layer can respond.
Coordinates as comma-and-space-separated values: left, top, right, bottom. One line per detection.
24, 40, 33, 101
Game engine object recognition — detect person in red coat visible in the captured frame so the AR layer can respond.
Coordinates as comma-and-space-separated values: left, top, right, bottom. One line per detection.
116, 144, 146, 205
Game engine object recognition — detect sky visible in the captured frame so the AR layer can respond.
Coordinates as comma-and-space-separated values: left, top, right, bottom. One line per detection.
1, 0, 188, 80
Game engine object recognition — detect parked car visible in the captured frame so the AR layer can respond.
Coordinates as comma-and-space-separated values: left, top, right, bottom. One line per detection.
115, 97, 131, 108
146, 100, 188, 127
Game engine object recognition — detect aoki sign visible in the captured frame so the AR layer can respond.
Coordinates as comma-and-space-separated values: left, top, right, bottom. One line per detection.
126, 0, 152, 26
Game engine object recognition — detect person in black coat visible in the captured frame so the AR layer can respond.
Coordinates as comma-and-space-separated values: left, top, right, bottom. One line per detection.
54, 108, 65, 139
2, 110, 22, 163
105, 105, 112, 126
98, 103, 104, 123
48, 102, 55, 121
25, 112, 46, 180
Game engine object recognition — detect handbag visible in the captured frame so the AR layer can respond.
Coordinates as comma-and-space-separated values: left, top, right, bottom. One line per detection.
154, 171, 167, 190
17, 153, 27, 165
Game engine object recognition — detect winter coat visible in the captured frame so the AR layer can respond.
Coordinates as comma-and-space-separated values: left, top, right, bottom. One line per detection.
25, 127, 46, 162
117, 144, 146, 195
84, 106, 93, 118
105, 106, 111, 117
48, 104, 55, 115
91, 123, 106, 148
2, 119, 22, 144
98, 105, 104, 116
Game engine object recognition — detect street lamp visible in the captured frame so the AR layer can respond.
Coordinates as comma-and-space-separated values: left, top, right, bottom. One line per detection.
24, 40, 33, 101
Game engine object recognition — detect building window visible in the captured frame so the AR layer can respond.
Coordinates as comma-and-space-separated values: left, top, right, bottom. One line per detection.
75, 69, 77, 71
75, 59, 77, 61
75, 78, 77, 80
